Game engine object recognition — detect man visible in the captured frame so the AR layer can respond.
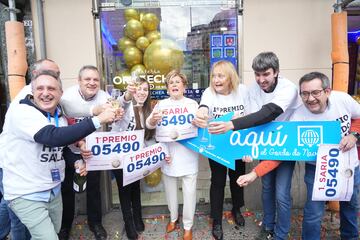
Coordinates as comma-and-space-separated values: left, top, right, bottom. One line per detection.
59, 65, 117, 240
197, 52, 302, 240
289, 72, 360, 240
2, 70, 115, 239
0, 59, 60, 240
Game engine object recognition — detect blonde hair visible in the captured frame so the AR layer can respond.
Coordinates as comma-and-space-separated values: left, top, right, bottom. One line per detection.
210, 60, 239, 93
165, 69, 188, 87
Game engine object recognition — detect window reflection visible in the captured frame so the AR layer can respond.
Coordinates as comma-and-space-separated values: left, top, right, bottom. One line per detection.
99, 1, 238, 102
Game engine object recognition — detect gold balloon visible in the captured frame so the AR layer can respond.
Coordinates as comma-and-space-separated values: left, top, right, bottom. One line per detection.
124, 9, 140, 21
143, 39, 184, 75
145, 31, 161, 43
124, 19, 144, 40
117, 37, 135, 52
113, 70, 131, 90
141, 13, 159, 32
123, 46, 143, 68
139, 12, 145, 21
136, 36, 150, 51
144, 168, 162, 187
131, 64, 146, 75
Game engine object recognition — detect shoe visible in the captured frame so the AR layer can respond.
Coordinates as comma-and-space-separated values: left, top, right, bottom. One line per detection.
232, 209, 245, 226
255, 228, 274, 240
88, 223, 107, 240
58, 228, 70, 240
211, 221, 223, 240
134, 216, 145, 233
125, 221, 138, 240
183, 229, 192, 240
166, 220, 177, 233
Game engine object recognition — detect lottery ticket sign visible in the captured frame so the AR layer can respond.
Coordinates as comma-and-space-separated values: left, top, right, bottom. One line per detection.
312, 144, 358, 201
155, 102, 198, 142
85, 130, 144, 171
123, 143, 169, 186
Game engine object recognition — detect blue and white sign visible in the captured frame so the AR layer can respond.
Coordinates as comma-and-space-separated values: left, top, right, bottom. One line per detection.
312, 144, 357, 201
180, 113, 341, 169
210, 34, 237, 69
85, 130, 144, 171
155, 101, 198, 142
123, 143, 168, 186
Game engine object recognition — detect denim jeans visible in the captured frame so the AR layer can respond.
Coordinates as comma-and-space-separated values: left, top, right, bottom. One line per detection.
302, 164, 360, 240
261, 161, 295, 240
0, 168, 30, 240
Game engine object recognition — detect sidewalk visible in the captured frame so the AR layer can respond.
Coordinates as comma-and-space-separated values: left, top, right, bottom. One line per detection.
67, 204, 349, 240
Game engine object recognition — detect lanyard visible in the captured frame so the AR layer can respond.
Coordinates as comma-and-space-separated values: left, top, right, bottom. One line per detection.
47, 109, 59, 169
47, 109, 59, 127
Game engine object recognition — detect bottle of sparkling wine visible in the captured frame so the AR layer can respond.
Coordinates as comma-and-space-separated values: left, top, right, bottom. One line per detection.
73, 160, 87, 193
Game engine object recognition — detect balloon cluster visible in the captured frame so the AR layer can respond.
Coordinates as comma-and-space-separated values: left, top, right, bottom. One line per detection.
115, 9, 185, 90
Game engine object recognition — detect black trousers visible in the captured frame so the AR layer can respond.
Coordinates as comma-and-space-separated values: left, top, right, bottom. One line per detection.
61, 165, 103, 229
112, 169, 142, 222
209, 158, 245, 222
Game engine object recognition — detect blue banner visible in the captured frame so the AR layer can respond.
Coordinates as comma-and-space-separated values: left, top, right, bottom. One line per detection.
179, 113, 341, 169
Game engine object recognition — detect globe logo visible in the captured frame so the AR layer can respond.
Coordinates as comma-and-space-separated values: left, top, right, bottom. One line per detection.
300, 130, 320, 147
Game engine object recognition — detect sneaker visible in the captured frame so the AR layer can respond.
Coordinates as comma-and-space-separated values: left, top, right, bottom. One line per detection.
255, 229, 274, 240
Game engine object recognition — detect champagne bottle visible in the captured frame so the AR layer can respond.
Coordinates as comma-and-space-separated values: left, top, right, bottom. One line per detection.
73, 160, 87, 193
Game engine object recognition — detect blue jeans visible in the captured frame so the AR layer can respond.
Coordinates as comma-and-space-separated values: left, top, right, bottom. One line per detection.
0, 168, 30, 240
302, 164, 360, 240
261, 161, 295, 240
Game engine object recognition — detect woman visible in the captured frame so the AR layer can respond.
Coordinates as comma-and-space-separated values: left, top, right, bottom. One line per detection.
146, 70, 199, 240
193, 60, 250, 240
112, 77, 155, 240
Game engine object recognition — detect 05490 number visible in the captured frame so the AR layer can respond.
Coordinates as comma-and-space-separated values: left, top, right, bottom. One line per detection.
325, 148, 339, 197
91, 142, 140, 156
127, 152, 166, 173
157, 114, 194, 127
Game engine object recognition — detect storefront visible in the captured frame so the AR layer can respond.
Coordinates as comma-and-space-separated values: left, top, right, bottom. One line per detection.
96, 0, 242, 206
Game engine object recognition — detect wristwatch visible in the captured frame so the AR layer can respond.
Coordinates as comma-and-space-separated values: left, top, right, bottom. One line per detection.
350, 131, 360, 141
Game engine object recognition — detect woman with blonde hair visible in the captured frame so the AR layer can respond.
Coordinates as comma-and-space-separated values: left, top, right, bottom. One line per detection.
193, 60, 250, 240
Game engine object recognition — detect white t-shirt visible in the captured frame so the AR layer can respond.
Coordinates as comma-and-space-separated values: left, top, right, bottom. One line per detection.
290, 91, 360, 165
200, 84, 250, 119
0, 85, 32, 168
151, 97, 199, 177
2, 104, 67, 200
61, 85, 109, 153
60, 85, 109, 118
249, 76, 302, 121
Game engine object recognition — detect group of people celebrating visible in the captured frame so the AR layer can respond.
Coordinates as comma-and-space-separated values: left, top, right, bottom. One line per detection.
0, 51, 359, 240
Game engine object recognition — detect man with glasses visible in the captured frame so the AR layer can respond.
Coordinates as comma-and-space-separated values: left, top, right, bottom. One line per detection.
205, 52, 302, 240
289, 72, 360, 240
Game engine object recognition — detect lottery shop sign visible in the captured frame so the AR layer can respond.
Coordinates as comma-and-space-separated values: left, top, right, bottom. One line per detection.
123, 143, 169, 186
85, 130, 144, 171
312, 144, 357, 201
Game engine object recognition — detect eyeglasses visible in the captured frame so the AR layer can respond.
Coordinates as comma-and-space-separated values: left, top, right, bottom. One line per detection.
299, 89, 326, 99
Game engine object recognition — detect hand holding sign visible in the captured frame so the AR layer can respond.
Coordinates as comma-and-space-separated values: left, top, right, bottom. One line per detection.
155, 101, 197, 142
123, 143, 169, 186
312, 144, 358, 201
85, 130, 144, 171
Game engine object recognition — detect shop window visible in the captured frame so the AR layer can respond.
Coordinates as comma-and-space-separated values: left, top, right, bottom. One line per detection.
98, 0, 240, 205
